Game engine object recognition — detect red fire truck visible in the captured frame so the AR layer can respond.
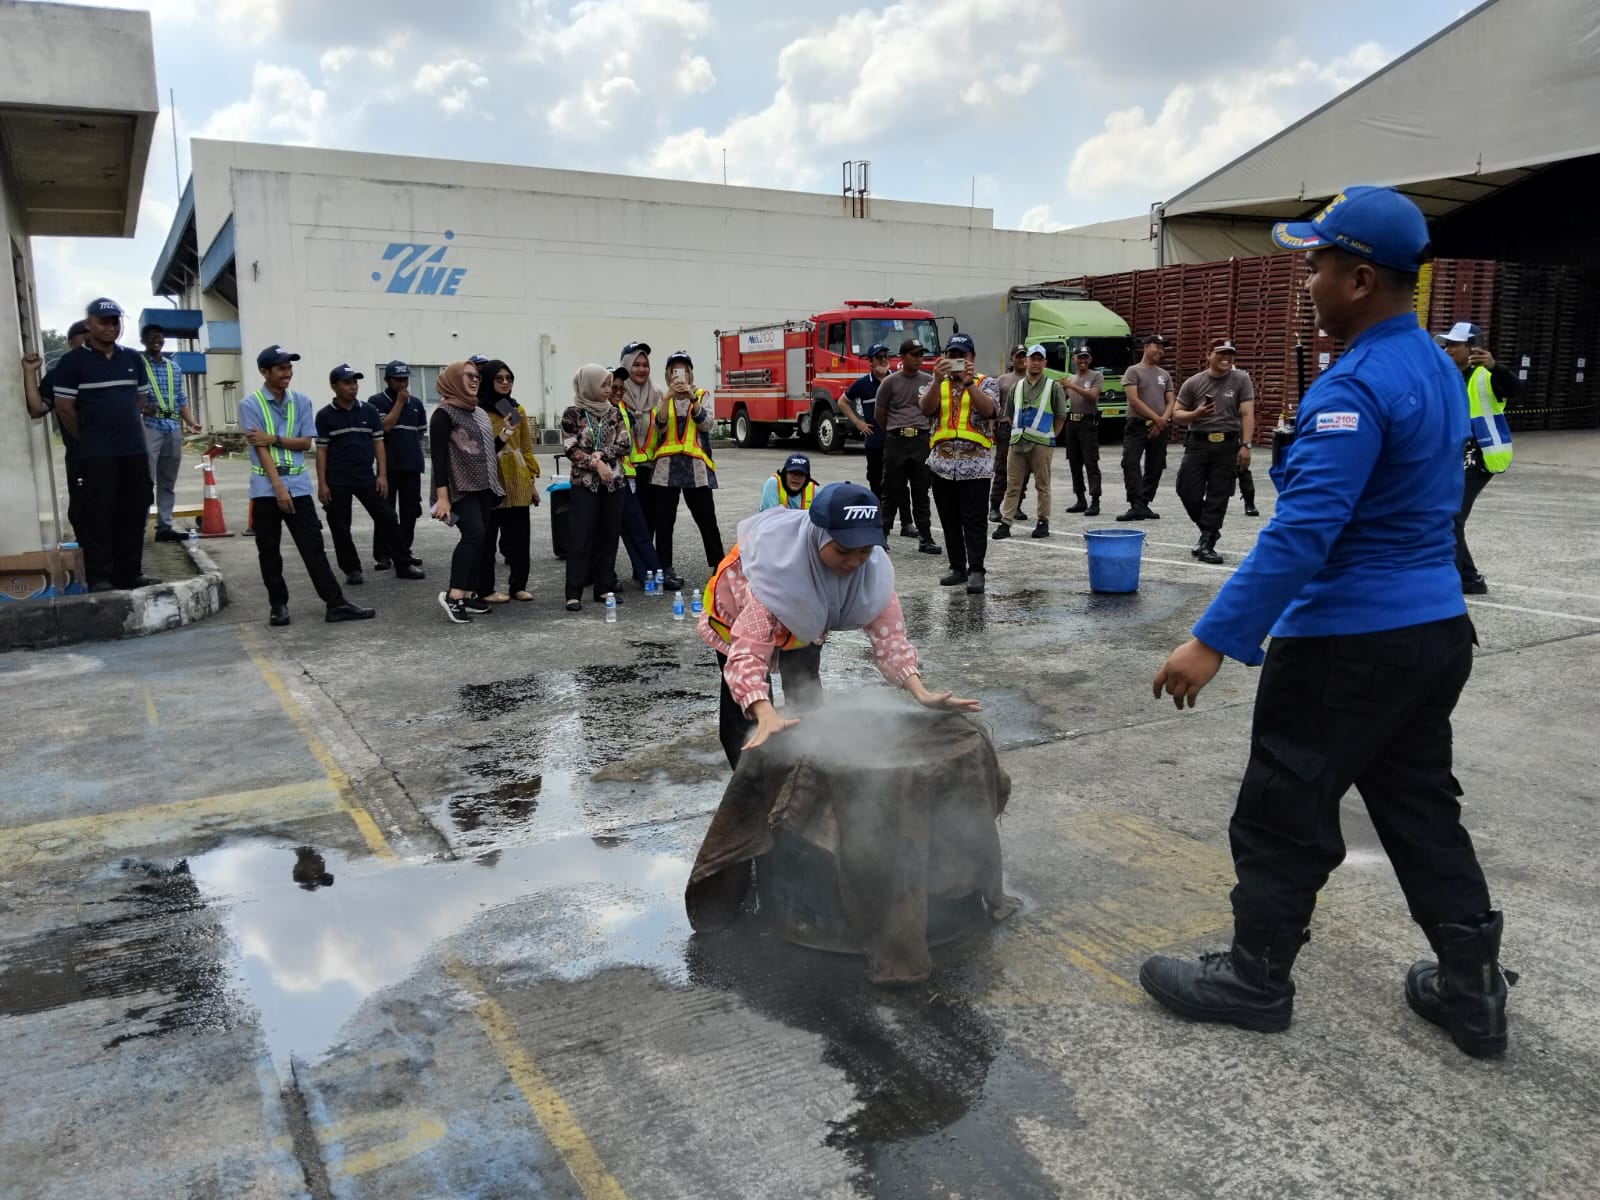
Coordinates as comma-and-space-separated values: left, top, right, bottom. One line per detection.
715, 300, 942, 451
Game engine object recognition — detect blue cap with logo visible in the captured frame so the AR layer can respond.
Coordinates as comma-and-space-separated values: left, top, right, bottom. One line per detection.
945, 333, 975, 356
866, 342, 890, 359
256, 345, 301, 368
620, 341, 652, 361
329, 363, 364, 383
665, 350, 693, 369
808, 482, 887, 550
382, 360, 411, 378
467, 354, 490, 366
782, 452, 812, 478
1271, 185, 1431, 272
85, 297, 123, 318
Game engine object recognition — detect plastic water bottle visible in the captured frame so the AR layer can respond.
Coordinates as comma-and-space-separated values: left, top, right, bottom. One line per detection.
644, 573, 656, 598
604, 592, 617, 623
187, 528, 199, 545
654, 568, 665, 596
690, 588, 703, 617
672, 591, 685, 621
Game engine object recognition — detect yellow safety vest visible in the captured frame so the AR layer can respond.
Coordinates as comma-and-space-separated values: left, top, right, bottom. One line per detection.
141, 356, 179, 418
702, 545, 807, 651
249, 390, 304, 475
1466, 365, 1512, 474
618, 405, 640, 478
654, 390, 716, 470
773, 474, 815, 510
929, 377, 993, 450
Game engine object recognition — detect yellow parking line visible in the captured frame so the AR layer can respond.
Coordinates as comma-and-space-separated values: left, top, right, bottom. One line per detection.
142, 682, 159, 727
238, 628, 396, 860
446, 958, 628, 1200
318, 1110, 447, 1180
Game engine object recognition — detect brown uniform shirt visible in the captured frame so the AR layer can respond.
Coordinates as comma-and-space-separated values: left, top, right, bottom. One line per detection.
874, 370, 934, 431
1068, 368, 1104, 416
1176, 368, 1255, 433
1122, 363, 1174, 421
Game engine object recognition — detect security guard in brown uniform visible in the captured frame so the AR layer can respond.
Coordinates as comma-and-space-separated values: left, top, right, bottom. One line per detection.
1173, 338, 1255, 563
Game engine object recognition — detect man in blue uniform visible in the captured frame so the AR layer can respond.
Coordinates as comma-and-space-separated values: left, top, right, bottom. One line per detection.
1141, 187, 1512, 1059
369, 360, 427, 570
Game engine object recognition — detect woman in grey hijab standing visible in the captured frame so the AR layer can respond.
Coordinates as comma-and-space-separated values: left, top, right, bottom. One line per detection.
560, 364, 628, 611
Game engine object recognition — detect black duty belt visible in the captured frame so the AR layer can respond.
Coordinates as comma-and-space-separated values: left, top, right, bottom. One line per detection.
1189, 431, 1240, 444
1068, 412, 1096, 422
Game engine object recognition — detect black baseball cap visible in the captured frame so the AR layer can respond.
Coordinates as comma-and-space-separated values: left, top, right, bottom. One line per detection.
945, 333, 976, 356
612, 365, 630, 381
620, 341, 652, 360
66, 320, 89, 340
256, 345, 301, 368
383, 360, 411, 378
85, 298, 123, 318
866, 342, 890, 359
899, 338, 925, 356
329, 363, 364, 383
1141, 334, 1169, 346
665, 350, 693, 369
808, 482, 887, 550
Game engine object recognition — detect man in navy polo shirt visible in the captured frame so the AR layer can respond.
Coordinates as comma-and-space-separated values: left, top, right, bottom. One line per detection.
48, 299, 157, 591
242, 345, 374, 627
140, 322, 203, 542
369, 360, 427, 570
315, 364, 424, 586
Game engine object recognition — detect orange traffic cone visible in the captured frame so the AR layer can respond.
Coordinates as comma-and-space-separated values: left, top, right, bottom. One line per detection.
197, 449, 235, 538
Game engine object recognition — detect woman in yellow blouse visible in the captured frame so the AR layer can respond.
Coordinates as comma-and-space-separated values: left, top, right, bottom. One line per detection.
478, 359, 541, 602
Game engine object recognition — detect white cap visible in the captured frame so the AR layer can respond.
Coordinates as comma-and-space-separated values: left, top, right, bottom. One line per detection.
1026, 343, 1047, 357
1439, 321, 1481, 344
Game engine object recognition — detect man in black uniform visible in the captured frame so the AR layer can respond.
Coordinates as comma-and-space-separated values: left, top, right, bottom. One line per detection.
314, 364, 425, 586
1116, 335, 1176, 521
1236, 463, 1261, 517
370, 360, 427, 570
21, 321, 89, 537
841, 343, 914, 536
1173, 338, 1255, 563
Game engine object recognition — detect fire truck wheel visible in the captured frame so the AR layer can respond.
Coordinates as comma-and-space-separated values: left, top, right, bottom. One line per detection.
813, 409, 842, 454
733, 408, 769, 449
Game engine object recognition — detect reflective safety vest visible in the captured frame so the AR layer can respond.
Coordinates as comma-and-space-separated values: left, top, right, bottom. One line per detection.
249, 390, 305, 475
655, 390, 716, 470
1009, 377, 1058, 444
1466, 365, 1512, 474
929, 377, 993, 450
141, 355, 179, 418
620, 401, 659, 478
773, 473, 815, 509
702, 545, 807, 651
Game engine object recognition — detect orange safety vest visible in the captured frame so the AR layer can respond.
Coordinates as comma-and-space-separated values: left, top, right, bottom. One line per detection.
654, 390, 715, 470
773, 473, 815, 509
929, 377, 993, 450
702, 545, 807, 651
621, 403, 659, 477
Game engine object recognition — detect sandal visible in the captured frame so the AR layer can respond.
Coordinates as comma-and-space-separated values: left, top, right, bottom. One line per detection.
565, 599, 582, 612
484, 592, 510, 604
513, 591, 534, 602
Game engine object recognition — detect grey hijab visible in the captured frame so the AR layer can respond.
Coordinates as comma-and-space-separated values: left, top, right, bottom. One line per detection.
620, 348, 662, 419
735, 508, 896, 645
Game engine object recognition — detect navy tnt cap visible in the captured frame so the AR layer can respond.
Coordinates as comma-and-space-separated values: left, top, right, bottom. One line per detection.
866, 342, 890, 359
808, 482, 887, 550
256, 345, 300, 368
665, 350, 693, 369
85, 297, 123, 318
329, 363, 364, 383
382, 360, 411, 378
1271, 185, 1430, 272
782, 452, 812, 478
620, 341, 651, 361
945, 333, 975, 356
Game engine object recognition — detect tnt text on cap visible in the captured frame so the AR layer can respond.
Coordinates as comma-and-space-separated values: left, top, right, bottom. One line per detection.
85, 298, 123, 317
808, 482, 888, 550
257, 345, 301, 369
329, 364, 365, 383
782, 453, 812, 477
383, 360, 411, 378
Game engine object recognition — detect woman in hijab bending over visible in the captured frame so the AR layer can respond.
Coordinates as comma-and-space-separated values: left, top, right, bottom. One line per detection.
699, 481, 979, 769
429, 360, 504, 624
476, 359, 541, 603
561, 364, 629, 612
650, 350, 725, 580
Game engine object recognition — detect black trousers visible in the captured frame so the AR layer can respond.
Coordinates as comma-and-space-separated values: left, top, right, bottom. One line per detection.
448, 490, 499, 594
989, 422, 1028, 510
373, 470, 422, 563
1061, 417, 1102, 497
651, 484, 724, 574
77, 454, 151, 588
881, 431, 932, 537
1236, 464, 1256, 504
1175, 438, 1239, 535
1121, 420, 1168, 506
64, 448, 83, 540
930, 475, 989, 574
619, 480, 662, 586
480, 504, 532, 595
566, 485, 625, 600
866, 444, 913, 528
1228, 615, 1491, 935
326, 483, 408, 576
251, 494, 344, 608
1454, 465, 1493, 583
716, 644, 823, 770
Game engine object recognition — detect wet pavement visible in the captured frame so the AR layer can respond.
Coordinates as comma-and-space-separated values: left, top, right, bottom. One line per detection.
3, 433, 1600, 1198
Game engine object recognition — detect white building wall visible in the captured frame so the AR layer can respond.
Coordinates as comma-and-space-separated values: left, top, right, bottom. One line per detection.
187, 141, 1150, 427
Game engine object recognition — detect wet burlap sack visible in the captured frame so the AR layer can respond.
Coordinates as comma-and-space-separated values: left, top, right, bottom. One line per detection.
685, 699, 1018, 985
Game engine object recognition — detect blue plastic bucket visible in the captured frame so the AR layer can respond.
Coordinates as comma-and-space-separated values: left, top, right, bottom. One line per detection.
1083, 528, 1146, 593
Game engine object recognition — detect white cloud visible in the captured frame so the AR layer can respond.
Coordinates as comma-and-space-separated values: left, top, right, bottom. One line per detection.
1019, 205, 1068, 233
1067, 42, 1392, 200
195, 62, 334, 145
416, 58, 491, 118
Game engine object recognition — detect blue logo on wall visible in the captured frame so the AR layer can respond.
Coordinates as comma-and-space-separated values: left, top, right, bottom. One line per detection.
371, 229, 467, 296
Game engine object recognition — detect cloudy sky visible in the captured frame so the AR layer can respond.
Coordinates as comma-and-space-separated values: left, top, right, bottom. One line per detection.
34, 0, 1474, 333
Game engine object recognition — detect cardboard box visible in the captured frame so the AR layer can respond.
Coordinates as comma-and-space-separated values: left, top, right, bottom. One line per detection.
0, 549, 86, 601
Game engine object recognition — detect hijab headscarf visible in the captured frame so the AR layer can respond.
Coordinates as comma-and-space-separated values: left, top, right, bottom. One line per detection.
573, 364, 614, 418
437, 360, 478, 410
478, 358, 515, 412
619, 346, 662, 419
735, 507, 896, 645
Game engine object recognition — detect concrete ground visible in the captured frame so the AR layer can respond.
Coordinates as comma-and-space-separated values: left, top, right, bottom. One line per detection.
3, 428, 1598, 1199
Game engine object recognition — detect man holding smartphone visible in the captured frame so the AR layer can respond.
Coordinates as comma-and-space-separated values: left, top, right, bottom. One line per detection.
1437, 322, 1519, 594
874, 338, 941, 556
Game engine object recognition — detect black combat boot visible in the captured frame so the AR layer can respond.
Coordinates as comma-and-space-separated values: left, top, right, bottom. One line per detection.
1085, 497, 1100, 516
1065, 495, 1088, 514
1405, 911, 1512, 1058
1195, 531, 1223, 564
1140, 928, 1309, 1032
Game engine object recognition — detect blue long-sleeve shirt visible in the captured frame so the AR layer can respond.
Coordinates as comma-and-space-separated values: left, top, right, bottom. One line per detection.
1193, 312, 1468, 665
140, 352, 188, 431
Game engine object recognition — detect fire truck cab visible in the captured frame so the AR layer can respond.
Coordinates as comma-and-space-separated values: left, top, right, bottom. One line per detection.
716, 300, 942, 451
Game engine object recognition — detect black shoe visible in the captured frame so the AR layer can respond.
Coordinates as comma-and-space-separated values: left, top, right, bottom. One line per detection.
439, 592, 473, 623
394, 564, 426, 580
1243, 503, 1260, 517
1462, 576, 1488, 595
269, 605, 291, 627
1115, 507, 1145, 522
662, 572, 685, 591
918, 538, 942, 555
89, 580, 115, 594
325, 600, 375, 623
1406, 912, 1513, 1058
345, 570, 365, 586
988, 508, 1004, 523
1190, 534, 1207, 559
1195, 533, 1223, 565
1030, 520, 1050, 539
1085, 499, 1100, 517
965, 569, 986, 594
463, 594, 492, 615
1140, 930, 1308, 1033
408, 555, 423, 568
939, 568, 969, 586
991, 523, 1011, 541
1015, 510, 1029, 523
131, 575, 161, 588
1064, 497, 1087, 514
900, 524, 918, 539
373, 558, 392, 571
153, 526, 183, 543
1143, 506, 1160, 520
